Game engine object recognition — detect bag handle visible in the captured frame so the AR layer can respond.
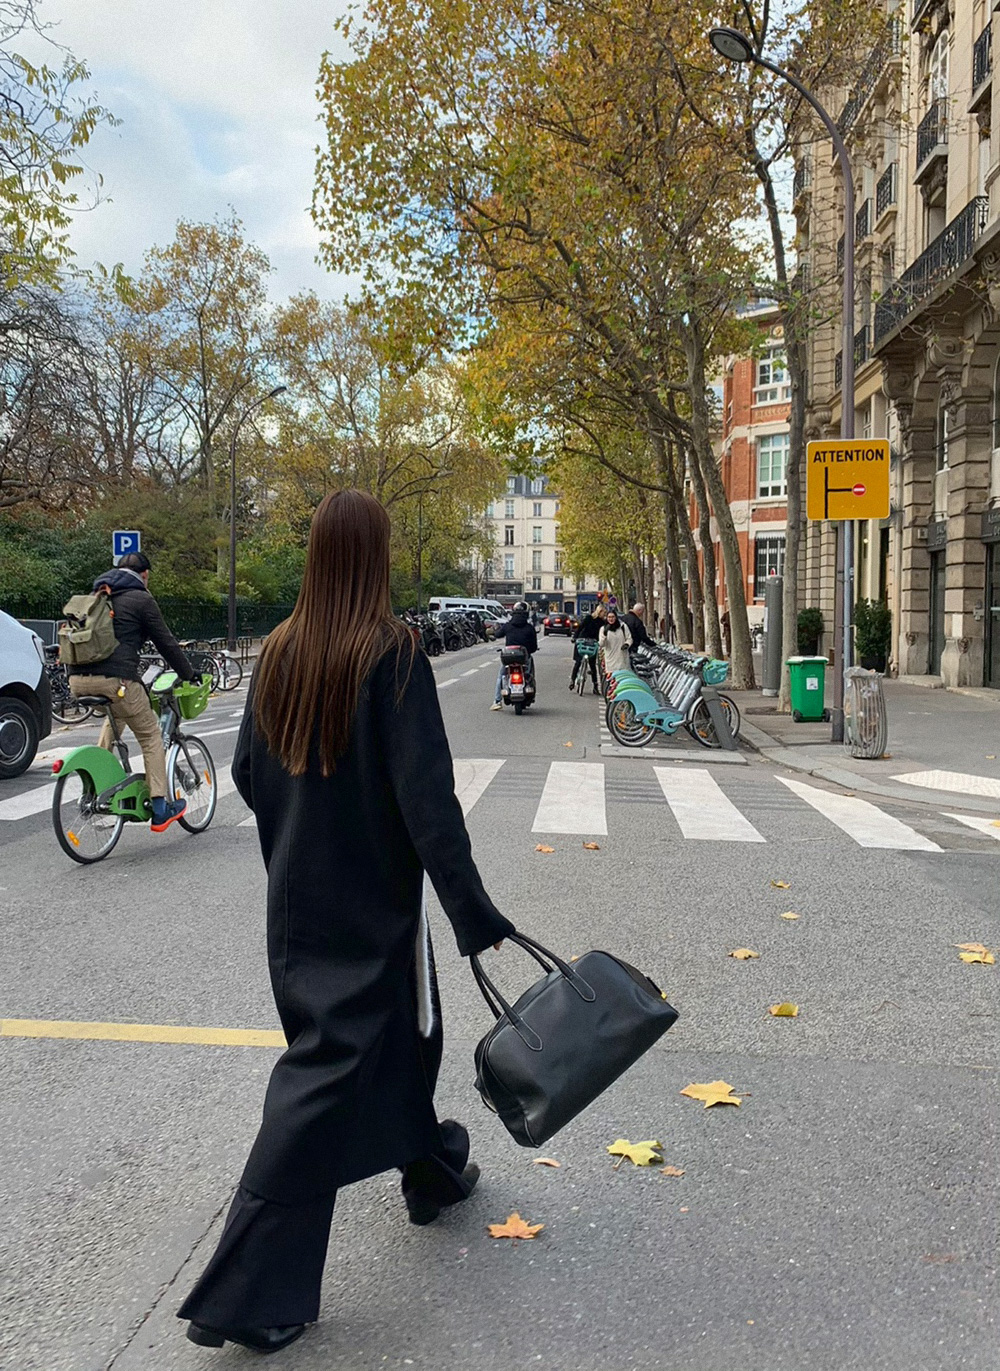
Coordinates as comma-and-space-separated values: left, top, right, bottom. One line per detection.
470, 933, 596, 1048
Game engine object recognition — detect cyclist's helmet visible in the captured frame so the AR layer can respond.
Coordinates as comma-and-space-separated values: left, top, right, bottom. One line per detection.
514, 601, 529, 611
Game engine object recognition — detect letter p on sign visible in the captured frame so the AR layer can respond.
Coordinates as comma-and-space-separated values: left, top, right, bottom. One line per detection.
113, 530, 141, 563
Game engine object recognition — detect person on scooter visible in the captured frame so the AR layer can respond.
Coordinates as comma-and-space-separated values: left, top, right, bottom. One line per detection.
490, 602, 538, 710
67, 552, 200, 832
570, 604, 605, 694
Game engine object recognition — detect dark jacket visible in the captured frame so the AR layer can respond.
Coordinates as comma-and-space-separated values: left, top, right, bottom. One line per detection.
495, 609, 538, 654
573, 613, 602, 642
624, 610, 651, 650
73, 567, 195, 681
232, 643, 515, 1203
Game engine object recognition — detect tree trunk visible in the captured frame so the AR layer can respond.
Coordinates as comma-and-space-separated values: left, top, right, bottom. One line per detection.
680, 318, 755, 688
653, 430, 695, 644
686, 440, 722, 659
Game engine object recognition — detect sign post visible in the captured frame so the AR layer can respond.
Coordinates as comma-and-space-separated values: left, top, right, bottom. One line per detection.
112, 530, 142, 565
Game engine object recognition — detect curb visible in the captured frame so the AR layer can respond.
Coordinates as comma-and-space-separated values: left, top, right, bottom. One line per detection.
739, 719, 1000, 816
599, 743, 748, 766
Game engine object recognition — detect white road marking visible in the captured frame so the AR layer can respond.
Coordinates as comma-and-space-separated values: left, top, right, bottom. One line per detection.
892, 769, 1000, 799
461, 669, 479, 677
452, 759, 505, 817
239, 814, 257, 828
944, 813, 1000, 841
438, 679, 459, 688
654, 767, 765, 842
778, 776, 940, 850
532, 762, 607, 836
0, 781, 58, 821
196, 725, 243, 738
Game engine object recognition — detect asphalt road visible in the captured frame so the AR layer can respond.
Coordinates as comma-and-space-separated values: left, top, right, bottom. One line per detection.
0, 637, 997, 1371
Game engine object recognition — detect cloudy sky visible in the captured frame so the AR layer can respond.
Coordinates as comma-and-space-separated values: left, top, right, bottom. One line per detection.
21, 0, 352, 299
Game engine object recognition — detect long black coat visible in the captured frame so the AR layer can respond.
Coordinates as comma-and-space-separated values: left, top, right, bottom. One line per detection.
232, 644, 514, 1204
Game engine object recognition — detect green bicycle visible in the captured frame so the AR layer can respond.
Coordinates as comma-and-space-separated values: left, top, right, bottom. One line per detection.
51, 672, 218, 864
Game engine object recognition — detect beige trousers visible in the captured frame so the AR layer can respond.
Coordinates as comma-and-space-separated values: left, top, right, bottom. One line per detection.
69, 675, 168, 798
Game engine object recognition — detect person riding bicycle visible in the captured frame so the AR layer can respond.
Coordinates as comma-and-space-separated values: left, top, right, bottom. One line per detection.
490, 602, 538, 710
570, 605, 605, 694
67, 552, 201, 832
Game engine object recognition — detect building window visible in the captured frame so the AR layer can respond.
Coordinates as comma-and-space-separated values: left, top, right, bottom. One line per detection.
484, 560, 493, 579
506, 476, 517, 494
505, 498, 515, 518
531, 576, 542, 590
754, 535, 786, 597
757, 433, 789, 498
554, 551, 563, 572
576, 580, 585, 593
937, 400, 950, 472
755, 345, 791, 403
486, 503, 495, 519
532, 550, 542, 572
554, 576, 564, 590
531, 478, 544, 494
504, 525, 515, 546
504, 554, 515, 578
928, 32, 949, 103
533, 526, 542, 543
533, 501, 543, 517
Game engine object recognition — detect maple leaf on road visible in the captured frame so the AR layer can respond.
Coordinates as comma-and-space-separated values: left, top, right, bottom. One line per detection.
768, 1002, 800, 1017
488, 1212, 544, 1240
607, 1138, 663, 1167
728, 948, 760, 960
680, 1080, 742, 1108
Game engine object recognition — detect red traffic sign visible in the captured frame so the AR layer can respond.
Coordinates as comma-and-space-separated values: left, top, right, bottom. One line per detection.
852, 483, 866, 497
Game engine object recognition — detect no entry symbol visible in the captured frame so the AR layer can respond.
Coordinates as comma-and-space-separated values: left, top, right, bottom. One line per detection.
852, 483, 866, 497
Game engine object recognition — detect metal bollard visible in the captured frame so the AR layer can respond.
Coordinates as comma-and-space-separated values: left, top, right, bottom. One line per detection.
761, 576, 783, 698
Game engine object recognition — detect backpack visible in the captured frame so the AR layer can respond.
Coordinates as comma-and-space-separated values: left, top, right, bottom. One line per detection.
58, 589, 118, 667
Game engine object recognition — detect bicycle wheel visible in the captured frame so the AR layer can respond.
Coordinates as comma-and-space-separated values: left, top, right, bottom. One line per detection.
688, 696, 741, 748
575, 656, 589, 695
168, 736, 218, 833
52, 772, 124, 863
607, 699, 656, 748
51, 688, 94, 726
219, 655, 244, 691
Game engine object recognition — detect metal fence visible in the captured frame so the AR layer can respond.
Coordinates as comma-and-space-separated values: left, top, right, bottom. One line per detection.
3, 596, 297, 642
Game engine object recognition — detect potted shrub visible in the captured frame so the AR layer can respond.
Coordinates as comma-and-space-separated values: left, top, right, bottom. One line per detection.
853, 598, 892, 672
797, 607, 824, 656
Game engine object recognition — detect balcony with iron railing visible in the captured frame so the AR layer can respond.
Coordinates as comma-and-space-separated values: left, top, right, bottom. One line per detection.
793, 161, 811, 203
834, 326, 872, 388
916, 99, 948, 176
838, 18, 904, 134
874, 197, 990, 342
972, 24, 993, 108
876, 162, 898, 221
856, 198, 872, 243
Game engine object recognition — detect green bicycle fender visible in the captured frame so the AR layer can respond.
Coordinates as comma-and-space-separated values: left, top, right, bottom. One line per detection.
57, 745, 127, 792
109, 777, 152, 821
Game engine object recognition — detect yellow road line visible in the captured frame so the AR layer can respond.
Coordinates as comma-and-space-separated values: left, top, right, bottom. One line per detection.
0, 1018, 285, 1047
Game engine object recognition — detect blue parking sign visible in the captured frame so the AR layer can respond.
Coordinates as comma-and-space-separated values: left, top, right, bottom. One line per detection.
113, 530, 141, 563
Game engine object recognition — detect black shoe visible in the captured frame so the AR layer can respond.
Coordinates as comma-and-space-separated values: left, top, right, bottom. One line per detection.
568, 681, 576, 690
592, 685, 600, 695
186, 1323, 306, 1353
405, 1162, 481, 1226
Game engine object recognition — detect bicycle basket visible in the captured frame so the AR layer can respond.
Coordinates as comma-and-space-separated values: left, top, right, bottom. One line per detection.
174, 673, 212, 720
704, 660, 729, 686
577, 639, 599, 657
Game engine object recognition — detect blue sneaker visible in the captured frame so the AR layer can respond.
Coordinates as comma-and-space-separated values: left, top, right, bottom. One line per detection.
150, 796, 187, 832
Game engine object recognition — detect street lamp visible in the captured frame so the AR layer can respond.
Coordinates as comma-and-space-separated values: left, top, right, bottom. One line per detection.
709, 27, 857, 741
228, 384, 288, 652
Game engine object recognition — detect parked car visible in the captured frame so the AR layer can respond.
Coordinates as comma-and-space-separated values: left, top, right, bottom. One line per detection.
543, 613, 575, 636
0, 610, 52, 779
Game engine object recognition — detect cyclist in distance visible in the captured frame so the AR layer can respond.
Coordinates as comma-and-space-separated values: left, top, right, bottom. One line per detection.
569, 603, 605, 694
67, 551, 200, 832
490, 601, 538, 710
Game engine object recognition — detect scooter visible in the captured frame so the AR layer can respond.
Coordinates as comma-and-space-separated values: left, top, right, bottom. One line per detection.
499, 645, 536, 715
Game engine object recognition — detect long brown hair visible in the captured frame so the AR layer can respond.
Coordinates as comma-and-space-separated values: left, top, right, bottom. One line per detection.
253, 489, 414, 775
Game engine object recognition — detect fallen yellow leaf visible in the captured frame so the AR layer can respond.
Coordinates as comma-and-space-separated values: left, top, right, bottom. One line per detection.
956, 942, 989, 954
563, 741, 574, 748
534, 1158, 561, 1168
768, 1002, 800, 1017
959, 950, 995, 965
582, 842, 600, 850
680, 1080, 742, 1108
535, 844, 555, 853
992, 820, 1000, 829
728, 948, 760, 960
488, 1212, 544, 1240
986, 755, 996, 760
607, 1138, 663, 1167
770, 879, 791, 890
660, 1165, 685, 1177
780, 911, 801, 921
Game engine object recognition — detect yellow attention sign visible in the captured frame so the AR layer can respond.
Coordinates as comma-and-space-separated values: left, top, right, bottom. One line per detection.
806, 439, 890, 521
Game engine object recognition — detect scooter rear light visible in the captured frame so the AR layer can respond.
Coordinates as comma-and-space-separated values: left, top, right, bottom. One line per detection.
52, 759, 63, 774
511, 671, 524, 684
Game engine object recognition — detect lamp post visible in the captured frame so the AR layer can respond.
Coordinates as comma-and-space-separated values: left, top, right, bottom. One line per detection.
227, 385, 288, 652
709, 28, 857, 741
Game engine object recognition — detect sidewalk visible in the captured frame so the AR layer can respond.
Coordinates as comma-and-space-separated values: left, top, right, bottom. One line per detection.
734, 679, 1000, 815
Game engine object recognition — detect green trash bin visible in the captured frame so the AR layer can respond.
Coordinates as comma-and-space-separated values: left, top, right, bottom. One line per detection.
786, 656, 830, 723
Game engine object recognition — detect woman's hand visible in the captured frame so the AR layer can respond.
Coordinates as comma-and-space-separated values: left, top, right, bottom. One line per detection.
493, 941, 504, 951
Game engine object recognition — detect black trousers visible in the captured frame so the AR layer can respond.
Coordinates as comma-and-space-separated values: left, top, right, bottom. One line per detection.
177, 1120, 472, 1329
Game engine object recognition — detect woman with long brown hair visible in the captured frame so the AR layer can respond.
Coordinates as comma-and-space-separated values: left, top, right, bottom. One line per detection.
178, 490, 514, 1354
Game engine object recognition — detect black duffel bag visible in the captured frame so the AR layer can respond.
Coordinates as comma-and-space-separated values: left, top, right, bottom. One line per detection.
471, 933, 679, 1147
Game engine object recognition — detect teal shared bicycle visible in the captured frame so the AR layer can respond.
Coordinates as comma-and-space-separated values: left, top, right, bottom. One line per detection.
51, 672, 217, 864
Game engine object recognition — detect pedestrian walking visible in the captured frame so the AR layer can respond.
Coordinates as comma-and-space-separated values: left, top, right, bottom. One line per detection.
623, 602, 651, 654
178, 490, 514, 1355
599, 609, 632, 684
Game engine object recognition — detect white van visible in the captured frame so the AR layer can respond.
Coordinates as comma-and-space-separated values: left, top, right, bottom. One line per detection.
0, 610, 52, 778
427, 597, 508, 618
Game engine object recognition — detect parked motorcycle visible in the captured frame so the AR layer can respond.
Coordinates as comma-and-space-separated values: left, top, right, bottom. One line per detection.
402, 610, 444, 656
499, 644, 536, 715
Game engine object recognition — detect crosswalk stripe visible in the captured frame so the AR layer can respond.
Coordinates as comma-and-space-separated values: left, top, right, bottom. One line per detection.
453, 758, 506, 817
653, 766, 765, 842
239, 815, 257, 828
778, 776, 940, 850
532, 761, 607, 835
0, 780, 57, 821
944, 813, 1000, 841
